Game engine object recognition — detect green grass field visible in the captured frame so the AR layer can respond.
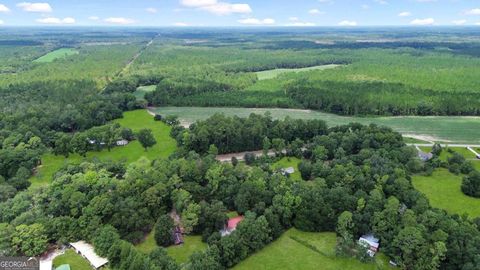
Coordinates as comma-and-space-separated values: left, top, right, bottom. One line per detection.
30, 110, 176, 187
34, 48, 79, 63
53, 250, 92, 270
136, 232, 207, 264
234, 228, 393, 270
152, 107, 480, 144
134, 85, 157, 100
256, 65, 342, 80
412, 169, 480, 218
272, 157, 302, 180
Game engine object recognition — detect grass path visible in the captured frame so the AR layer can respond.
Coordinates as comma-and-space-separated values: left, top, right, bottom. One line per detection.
412, 169, 480, 218
152, 107, 480, 144
30, 110, 176, 187
234, 229, 393, 270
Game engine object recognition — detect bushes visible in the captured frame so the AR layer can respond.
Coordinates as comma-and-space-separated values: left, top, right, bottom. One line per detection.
462, 171, 480, 198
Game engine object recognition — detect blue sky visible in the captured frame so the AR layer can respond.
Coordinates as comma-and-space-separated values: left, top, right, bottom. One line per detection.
0, 0, 479, 26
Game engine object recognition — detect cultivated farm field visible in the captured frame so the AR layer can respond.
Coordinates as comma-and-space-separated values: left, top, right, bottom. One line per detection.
152, 107, 480, 143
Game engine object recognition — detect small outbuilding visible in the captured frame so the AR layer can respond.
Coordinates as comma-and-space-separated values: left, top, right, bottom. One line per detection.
220, 216, 244, 237
281, 167, 295, 176
358, 234, 380, 257
116, 139, 129, 146
70, 241, 108, 269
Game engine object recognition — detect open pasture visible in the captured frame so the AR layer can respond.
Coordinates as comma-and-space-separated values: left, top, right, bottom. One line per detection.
152, 107, 480, 144
412, 169, 480, 218
233, 228, 393, 270
34, 48, 79, 63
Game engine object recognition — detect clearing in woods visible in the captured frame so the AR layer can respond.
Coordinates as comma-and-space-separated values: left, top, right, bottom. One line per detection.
256, 64, 342, 80
30, 110, 176, 187
34, 48, 79, 63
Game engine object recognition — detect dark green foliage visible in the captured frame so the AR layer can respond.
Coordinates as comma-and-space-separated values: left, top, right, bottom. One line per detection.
154, 215, 174, 247
462, 171, 480, 198
177, 113, 327, 154
137, 129, 157, 151
93, 225, 121, 257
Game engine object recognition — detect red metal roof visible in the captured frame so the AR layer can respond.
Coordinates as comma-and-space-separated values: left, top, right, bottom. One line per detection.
227, 216, 244, 230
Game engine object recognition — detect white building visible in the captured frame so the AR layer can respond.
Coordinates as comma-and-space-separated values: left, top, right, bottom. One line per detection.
70, 241, 108, 269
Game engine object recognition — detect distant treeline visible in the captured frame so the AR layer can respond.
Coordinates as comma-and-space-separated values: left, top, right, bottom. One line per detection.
286, 80, 480, 116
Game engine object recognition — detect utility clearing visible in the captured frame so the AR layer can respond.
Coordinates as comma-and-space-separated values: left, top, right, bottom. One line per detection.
34, 48, 79, 63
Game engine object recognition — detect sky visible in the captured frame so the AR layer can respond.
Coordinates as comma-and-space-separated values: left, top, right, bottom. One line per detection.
0, 0, 480, 27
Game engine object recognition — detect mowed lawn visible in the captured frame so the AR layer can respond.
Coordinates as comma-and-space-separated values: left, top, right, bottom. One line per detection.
152, 107, 480, 144
34, 48, 79, 63
272, 157, 302, 180
136, 232, 207, 264
256, 65, 342, 80
53, 250, 92, 270
30, 110, 176, 187
412, 169, 480, 218
234, 228, 394, 270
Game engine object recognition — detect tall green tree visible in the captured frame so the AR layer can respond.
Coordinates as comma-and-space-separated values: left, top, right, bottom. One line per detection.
137, 129, 157, 151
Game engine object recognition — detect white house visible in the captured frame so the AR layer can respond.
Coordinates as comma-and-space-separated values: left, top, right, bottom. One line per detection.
70, 241, 108, 269
358, 234, 380, 257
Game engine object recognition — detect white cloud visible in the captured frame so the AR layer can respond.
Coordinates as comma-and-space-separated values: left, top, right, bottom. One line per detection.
36, 17, 75, 24
374, 0, 388, 5
88, 16, 99, 21
289, 17, 299, 21
309, 9, 324, 15
104, 17, 135, 24
410, 18, 434, 25
338, 20, 357, 26
173, 22, 189, 26
317, 0, 332, 3
452, 19, 466, 25
361, 5, 370, 10
0, 19, 4, 25
398, 11, 411, 17
286, 22, 316, 27
17, 2, 52, 12
238, 17, 275, 25
200, 3, 251, 15
476, 22, 480, 26
146, 7, 158, 13
465, 9, 480, 15
180, 0, 251, 15
0, 4, 10, 12
181, 0, 217, 7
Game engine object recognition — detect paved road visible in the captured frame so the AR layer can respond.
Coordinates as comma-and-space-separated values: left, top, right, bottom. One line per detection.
407, 143, 480, 148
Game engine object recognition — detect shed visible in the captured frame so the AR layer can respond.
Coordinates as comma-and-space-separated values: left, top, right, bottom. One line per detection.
220, 216, 244, 236
281, 167, 295, 175
359, 234, 380, 257
70, 241, 108, 269
116, 139, 129, 146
